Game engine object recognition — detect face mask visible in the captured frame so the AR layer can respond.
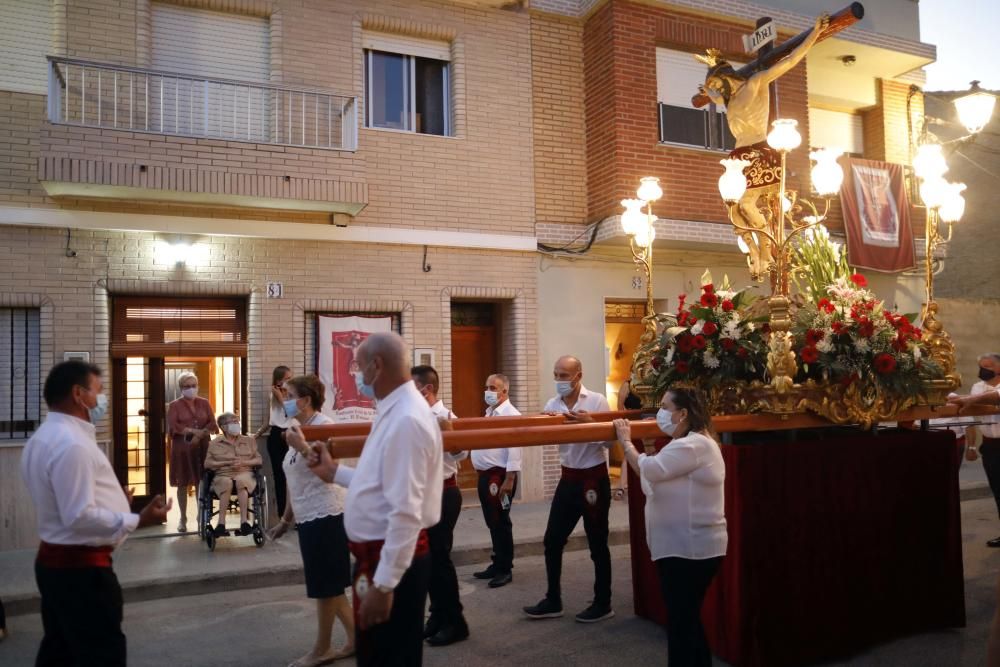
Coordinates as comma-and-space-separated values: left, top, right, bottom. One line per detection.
555, 380, 574, 397
355, 363, 377, 400
283, 398, 300, 419
225, 422, 241, 436
656, 408, 677, 436
980, 367, 997, 382
181, 387, 197, 400
88, 392, 108, 423
484, 390, 499, 406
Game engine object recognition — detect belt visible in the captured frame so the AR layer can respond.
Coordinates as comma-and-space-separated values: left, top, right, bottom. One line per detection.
444, 475, 459, 489
477, 466, 506, 476
349, 529, 430, 562
560, 462, 608, 482
37, 541, 114, 569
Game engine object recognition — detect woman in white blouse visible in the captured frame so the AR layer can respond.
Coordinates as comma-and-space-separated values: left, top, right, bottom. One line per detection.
266, 374, 353, 666
254, 365, 293, 517
613, 387, 726, 667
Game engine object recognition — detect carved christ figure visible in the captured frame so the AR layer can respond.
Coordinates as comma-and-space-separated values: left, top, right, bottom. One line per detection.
697, 13, 830, 279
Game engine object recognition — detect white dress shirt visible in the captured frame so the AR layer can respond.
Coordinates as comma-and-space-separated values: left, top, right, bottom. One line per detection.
430, 399, 468, 479
21, 412, 139, 547
285, 411, 345, 522
334, 381, 443, 589
543, 385, 612, 469
972, 381, 1000, 438
472, 399, 523, 472
638, 431, 727, 560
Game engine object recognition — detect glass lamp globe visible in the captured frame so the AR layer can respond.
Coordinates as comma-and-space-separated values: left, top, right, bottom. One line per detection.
633, 223, 656, 249
620, 199, 646, 236
919, 177, 948, 210
913, 144, 948, 181
809, 148, 844, 196
718, 158, 751, 203
767, 119, 802, 153
954, 81, 996, 135
636, 176, 663, 202
736, 234, 751, 254
938, 182, 967, 223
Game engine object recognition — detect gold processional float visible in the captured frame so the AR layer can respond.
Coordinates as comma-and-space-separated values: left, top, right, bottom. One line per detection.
305, 1, 999, 454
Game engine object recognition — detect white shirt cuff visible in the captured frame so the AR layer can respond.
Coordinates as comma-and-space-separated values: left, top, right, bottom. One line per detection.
333, 464, 355, 488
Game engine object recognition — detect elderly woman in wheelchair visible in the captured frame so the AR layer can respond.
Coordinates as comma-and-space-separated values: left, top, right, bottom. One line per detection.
204, 412, 262, 537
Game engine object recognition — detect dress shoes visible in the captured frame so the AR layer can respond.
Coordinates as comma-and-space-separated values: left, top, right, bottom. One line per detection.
426, 620, 469, 647
473, 565, 497, 580
488, 571, 512, 588
987, 536, 1000, 548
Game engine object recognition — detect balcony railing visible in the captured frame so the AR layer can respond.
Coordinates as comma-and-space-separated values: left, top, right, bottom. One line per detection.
47, 56, 358, 151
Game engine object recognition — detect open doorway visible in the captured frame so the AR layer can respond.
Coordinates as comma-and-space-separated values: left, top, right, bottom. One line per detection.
604, 301, 647, 490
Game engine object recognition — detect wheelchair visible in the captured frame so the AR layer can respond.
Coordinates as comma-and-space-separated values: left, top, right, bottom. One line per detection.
197, 467, 269, 551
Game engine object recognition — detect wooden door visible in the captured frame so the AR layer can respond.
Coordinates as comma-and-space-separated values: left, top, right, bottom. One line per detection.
450, 323, 497, 490
112, 356, 166, 512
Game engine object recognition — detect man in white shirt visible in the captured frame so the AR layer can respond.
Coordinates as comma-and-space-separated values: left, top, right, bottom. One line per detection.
21, 360, 171, 666
949, 353, 1000, 546
472, 373, 522, 589
307, 332, 443, 666
524, 355, 615, 624
411, 364, 470, 647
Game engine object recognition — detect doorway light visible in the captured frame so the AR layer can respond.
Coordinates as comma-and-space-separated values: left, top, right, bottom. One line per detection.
154, 240, 209, 268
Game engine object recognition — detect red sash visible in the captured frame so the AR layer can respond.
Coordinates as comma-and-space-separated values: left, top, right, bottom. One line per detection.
561, 463, 609, 520
37, 541, 114, 569
560, 462, 609, 482
444, 474, 459, 489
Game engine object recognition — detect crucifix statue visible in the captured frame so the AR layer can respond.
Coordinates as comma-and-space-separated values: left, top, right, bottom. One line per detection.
692, 3, 864, 280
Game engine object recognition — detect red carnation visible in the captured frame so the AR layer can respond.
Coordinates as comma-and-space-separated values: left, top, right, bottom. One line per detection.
817, 298, 835, 314
806, 329, 824, 345
721, 300, 734, 312
677, 335, 694, 353
678, 311, 690, 326
831, 321, 847, 335
858, 318, 875, 338
677, 293, 687, 308
700, 292, 719, 308
864, 301, 876, 311
702, 321, 719, 336
721, 338, 736, 351
874, 353, 897, 374
850, 274, 868, 288
702, 283, 715, 293
675, 360, 690, 373
737, 347, 749, 358
692, 334, 707, 350
800, 346, 820, 364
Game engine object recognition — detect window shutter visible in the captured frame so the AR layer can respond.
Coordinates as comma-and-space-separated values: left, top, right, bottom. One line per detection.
362, 32, 451, 62
111, 297, 248, 358
0, 0, 52, 94
0, 308, 41, 439
809, 107, 864, 155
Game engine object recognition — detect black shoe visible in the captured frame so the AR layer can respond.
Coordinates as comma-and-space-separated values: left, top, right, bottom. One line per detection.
488, 571, 512, 588
473, 565, 497, 580
423, 614, 443, 640
988, 536, 1000, 548
213, 524, 229, 537
239, 522, 253, 536
523, 597, 563, 619
575, 602, 615, 623
426, 620, 470, 647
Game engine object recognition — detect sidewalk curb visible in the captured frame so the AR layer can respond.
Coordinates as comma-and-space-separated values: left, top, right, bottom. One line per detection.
3, 528, 631, 617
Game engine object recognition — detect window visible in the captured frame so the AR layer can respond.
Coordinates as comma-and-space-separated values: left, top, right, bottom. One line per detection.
0, 0, 52, 94
808, 107, 864, 157
656, 48, 738, 151
363, 33, 451, 136
0, 308, 41, 439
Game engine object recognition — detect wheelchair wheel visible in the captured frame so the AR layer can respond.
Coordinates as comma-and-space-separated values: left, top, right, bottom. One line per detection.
252, 525, 265, 547
255, 474, 269, 533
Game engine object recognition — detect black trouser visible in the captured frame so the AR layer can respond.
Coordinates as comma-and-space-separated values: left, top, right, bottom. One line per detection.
355, 553, 431, 666
34, 563, 126, 667
427, 483, 464, 624
982, 437, 1000, 519
0, 594, 6, 630
543, 470, 612, 606
477, 468, 516, 573
656, 556, 723, 667
266, 426, 288, 516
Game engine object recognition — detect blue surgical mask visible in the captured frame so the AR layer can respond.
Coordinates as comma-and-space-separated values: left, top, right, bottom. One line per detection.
88, 392, 108, 423
555, 380, 574, 397
283, 398, 300, 419
656, 408, 677, 436
355, 366, 376, 399
484, 390, 499, 406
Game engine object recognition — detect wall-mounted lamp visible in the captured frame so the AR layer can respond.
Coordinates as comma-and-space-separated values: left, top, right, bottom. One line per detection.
154, 240, 209, 267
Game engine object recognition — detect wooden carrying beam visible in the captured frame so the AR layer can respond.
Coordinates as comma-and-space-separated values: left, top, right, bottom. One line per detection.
300, 403, 999, 460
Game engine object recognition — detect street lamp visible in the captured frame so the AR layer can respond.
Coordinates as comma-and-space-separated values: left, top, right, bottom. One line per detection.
954, 81, 997, 135
716, 118, 844, 393
620, 177, 663, 341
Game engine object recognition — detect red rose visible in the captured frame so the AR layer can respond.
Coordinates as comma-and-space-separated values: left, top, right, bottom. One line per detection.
874, 353, 897, 374
702, 321, 719, 336
675, 360, 690, 373
721, 300, 734, 312
702, 283, 715, 294
806, 329, 824, 345
721, 338, 736, 351
831, 321, 847, 335
850, 274, 868, 288
677, 335, 694, 353
737, 347, 749, 358
858, 318, 875, 338
817, 298, 835, 314
864, 301, 876, 311
800, 346, 820, 364
692, 334, 707, 350
700, 292, 719, 308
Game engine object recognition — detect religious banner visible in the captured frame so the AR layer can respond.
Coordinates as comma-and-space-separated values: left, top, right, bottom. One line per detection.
839, 158, 915, 273
316, 314, 392, 422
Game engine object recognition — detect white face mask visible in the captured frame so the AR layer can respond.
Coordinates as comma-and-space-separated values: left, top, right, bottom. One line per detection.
181, 387, 197, 400
484, 390, 499, 406
656, 408, 678, 436
555, 380, 574, 397
224, 422, 241, 436
88, 392, 109, 423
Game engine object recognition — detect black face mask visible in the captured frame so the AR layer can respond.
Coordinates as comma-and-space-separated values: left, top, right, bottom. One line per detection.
979, 367, 997, 382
